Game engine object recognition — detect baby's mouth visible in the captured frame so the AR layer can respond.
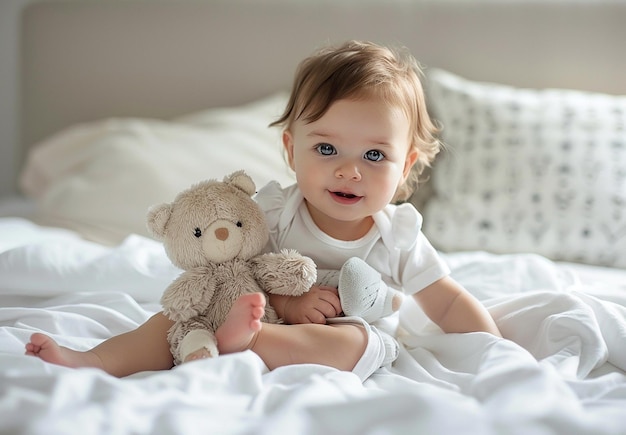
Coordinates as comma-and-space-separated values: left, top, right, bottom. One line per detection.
333, 191, 357, 199
331, 191, 361, 200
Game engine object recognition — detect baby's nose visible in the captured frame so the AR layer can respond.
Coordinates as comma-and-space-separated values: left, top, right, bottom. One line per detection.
335, 163, 362, 180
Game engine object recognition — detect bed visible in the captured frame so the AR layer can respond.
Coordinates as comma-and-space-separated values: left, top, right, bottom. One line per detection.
2, 0, 626, 433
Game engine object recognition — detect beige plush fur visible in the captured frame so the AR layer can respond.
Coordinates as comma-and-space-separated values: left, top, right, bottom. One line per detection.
147, 170, 316, 364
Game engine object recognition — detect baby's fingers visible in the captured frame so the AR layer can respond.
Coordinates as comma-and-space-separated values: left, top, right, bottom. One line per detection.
305, 311, 328, 324
317, 286, 343, 316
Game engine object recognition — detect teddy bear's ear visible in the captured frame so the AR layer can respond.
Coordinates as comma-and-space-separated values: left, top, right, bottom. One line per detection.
224, 170, 256, 197
146, 203, 173, 240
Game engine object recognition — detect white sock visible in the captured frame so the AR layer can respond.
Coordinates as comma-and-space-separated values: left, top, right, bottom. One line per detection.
337, 257, 403, 323
379, 330, 399, 367
328, 317, 399, 381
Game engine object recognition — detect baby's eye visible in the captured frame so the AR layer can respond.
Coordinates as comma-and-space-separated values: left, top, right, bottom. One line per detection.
194, 228, 202, 238
316, 143, 336, 156
364, 149, 385, 162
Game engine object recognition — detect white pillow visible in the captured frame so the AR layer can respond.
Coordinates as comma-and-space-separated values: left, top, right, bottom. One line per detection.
422, 69, 626, 269
19, 92, 295, 245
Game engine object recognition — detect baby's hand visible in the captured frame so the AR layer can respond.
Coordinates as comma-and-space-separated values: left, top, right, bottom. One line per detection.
283, 285, 342, 325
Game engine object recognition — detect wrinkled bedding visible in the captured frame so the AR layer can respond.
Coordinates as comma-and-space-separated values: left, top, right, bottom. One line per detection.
1, 217, 625, 434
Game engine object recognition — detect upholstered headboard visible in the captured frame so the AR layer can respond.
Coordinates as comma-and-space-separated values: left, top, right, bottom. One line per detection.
21, 0, 626, 157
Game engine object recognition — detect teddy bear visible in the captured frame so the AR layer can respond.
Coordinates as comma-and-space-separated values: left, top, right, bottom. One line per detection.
147, 170, 403, 365
146, 170, 318, 364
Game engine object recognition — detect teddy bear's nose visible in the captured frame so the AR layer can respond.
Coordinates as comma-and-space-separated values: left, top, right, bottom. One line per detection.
215, 227, 229, 241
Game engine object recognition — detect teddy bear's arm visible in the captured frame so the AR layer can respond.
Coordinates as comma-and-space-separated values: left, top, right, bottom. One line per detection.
252, 249, 317, 297
161, 267, 216, 322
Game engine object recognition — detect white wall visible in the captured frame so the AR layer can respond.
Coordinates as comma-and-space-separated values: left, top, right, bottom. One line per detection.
0, 0, 30, 197
2, 0, 623, 198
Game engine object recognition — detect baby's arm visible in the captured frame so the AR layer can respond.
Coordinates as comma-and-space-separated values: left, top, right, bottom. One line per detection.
269, 286, 342, 324
413, 276, 502, 337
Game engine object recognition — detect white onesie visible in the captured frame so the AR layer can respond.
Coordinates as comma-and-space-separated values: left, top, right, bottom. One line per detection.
255, 181, 450, 380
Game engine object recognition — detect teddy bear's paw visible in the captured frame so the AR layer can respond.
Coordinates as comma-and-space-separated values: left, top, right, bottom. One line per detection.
253, 250, 317, 296
183, 347, 216, 363
277, 249, 317, 288
179, 329, 219, 363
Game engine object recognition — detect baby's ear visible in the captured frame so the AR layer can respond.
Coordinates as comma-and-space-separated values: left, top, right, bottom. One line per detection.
146, 203, 173, 240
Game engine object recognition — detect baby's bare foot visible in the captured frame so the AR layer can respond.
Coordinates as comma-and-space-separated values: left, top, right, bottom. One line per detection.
25, 333, 102, 369
215, 293, 265, 354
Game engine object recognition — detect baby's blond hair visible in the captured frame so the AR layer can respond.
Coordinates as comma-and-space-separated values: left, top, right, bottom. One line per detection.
271, 40, 441, 202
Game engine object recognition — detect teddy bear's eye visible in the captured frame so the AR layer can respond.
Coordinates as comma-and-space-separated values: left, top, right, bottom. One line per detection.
236, 221, 243, 228
194, 228, 202, 238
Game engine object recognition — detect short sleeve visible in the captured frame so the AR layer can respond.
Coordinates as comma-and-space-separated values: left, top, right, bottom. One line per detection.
399, 232, 451, 296
254, 181, 286, 233
371, 203, 449, 295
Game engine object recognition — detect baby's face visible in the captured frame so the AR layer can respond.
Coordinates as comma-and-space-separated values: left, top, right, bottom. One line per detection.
283, 98, 416, 240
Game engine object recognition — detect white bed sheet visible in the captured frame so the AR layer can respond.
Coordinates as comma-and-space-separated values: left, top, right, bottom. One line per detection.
1, 217, 625, 434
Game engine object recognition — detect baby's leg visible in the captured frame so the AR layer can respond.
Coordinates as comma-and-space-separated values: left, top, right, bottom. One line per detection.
216, 295, 369, 374
25, 312, 175, 377
252, 321, 368, 373
25, 333, 102, 369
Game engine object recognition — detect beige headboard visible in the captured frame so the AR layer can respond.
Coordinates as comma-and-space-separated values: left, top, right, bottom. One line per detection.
21, 0, 626, 159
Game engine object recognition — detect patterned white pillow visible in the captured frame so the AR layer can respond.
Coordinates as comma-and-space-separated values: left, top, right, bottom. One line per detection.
422, 69, 626, 269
